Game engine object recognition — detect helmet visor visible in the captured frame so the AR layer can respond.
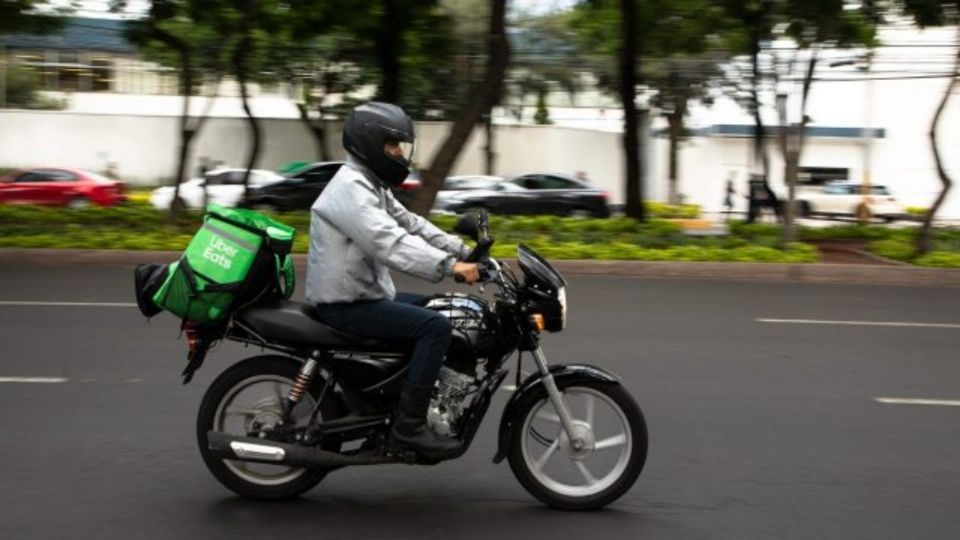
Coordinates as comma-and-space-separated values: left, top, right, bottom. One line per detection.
398, 140, 416, 163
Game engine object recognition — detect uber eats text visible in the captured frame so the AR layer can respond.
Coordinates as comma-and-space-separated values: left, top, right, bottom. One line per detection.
203, 237, 238, 269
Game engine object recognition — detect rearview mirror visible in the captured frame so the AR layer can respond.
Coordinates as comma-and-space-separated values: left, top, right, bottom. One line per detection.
454, 212, 480, 241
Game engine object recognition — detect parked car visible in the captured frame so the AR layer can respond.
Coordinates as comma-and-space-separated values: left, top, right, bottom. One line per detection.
150, 168, 285, 211
441, 172, 610, 218
244, 161, 422, 211
244, 162, 343, 212
432, 175, 503, 214
0, 167, 127, 208
795, 181, 906, 222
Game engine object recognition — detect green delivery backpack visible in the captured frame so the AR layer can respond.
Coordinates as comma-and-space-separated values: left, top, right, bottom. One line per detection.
148, 204, 296, 326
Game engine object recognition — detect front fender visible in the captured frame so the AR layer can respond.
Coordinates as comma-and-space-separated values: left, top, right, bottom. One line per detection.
492, 364, 620, 464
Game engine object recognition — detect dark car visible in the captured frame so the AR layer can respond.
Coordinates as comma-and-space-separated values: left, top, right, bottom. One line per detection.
244, 161, 343, 211
0, 167, 127, 208
245, 161, 422, 211
442, 172, 610, 218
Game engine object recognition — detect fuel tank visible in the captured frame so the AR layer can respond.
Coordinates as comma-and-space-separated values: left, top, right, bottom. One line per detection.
424, 293, 500, 373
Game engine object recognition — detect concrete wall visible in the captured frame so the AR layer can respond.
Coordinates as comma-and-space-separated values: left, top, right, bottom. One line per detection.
0, 110, 625, 203
1, 106, 957, 217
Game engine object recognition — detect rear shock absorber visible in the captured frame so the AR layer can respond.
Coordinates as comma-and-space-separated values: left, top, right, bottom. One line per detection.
282, 353, 320, 420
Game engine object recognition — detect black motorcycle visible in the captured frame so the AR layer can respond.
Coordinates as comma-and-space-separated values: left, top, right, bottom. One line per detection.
188, 211, 648, 510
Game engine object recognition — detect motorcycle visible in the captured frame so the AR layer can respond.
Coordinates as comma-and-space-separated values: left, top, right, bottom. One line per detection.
187, 210, 648, 510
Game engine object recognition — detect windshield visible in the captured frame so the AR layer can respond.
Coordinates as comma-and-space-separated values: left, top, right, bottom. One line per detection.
517, 244, 566, 289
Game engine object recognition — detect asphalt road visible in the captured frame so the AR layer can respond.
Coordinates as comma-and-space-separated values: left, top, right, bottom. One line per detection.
1, 262, 958, 539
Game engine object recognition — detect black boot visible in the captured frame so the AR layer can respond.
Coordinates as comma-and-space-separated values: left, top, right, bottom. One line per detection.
390, 382, 460, 460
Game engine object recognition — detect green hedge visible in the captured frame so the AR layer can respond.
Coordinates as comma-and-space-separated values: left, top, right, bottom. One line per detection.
0, 204, 819, 264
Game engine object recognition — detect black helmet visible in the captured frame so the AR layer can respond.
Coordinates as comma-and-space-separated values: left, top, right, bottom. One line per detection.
342, 102, 415, 187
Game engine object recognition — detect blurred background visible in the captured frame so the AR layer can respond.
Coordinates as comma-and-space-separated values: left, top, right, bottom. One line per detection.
1, 0, 959, 265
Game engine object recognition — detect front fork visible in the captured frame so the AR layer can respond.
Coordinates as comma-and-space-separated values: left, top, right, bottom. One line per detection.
532, 347, 587, 452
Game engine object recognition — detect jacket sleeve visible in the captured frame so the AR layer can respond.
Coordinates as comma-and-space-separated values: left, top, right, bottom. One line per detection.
385, 189, 468, 258
316, 177, 455, 282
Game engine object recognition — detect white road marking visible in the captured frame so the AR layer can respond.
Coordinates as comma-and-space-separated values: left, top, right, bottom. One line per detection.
0, 301, 136, 307
757, 318, 960, 329
0, 377, 68, 383
875, 398, 960, 407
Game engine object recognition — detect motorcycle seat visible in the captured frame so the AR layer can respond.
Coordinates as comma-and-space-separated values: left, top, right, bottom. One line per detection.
233, 300, 407, 352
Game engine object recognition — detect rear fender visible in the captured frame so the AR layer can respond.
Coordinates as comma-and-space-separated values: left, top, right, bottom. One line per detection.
492, 364, 620, 464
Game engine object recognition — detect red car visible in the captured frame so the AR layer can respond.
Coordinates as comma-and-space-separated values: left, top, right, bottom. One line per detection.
0, 168, 127, 208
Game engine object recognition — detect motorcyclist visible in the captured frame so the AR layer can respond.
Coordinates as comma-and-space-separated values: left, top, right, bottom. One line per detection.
306, 102, 480, 459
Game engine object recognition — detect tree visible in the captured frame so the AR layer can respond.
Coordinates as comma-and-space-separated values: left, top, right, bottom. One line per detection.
900, 0, 959, 254
113, 0, 231, 218
774, 0, 879, 245
570, 0, 735, 218
0, 1, 70, 34
407, 0, 510, 215
717, 0, 776, 194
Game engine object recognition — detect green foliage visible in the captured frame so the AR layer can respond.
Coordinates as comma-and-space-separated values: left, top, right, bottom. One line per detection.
2, 65, 67, 110
0, 0, 70, 34
0, 204, 819, 263
869, 238, 916, 261
645, 202, 700, 218
533, 91, 552, 124
914, 252, 960, 268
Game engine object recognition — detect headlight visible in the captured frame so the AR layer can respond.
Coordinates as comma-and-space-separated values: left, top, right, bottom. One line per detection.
558, 286, 567, 328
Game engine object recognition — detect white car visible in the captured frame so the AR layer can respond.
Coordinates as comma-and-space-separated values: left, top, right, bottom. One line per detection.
431, 175, 503, 214
795, 182, 906, 222
149, 168, 285, 211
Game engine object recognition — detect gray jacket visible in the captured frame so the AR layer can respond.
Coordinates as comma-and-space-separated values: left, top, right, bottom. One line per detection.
305, 161, 465, 304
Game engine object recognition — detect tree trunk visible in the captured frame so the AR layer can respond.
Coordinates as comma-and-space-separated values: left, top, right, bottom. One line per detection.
666, 96, 687, 206
377, 0, 402, 103
620, 0, 644, 220
918, 25, 959, 255
750, 34, 768, 182
484, 111, 496, 175
780, 51, 818, 247
234, 2, 259, 201
295, 103, 329, 160
409, 0, 510, 216
148, 26, 193, 221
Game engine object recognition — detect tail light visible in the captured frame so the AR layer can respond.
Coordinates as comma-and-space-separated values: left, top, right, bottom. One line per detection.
399, 178, 421, 191
598, 191, 609, 201
184, 321, 200, 354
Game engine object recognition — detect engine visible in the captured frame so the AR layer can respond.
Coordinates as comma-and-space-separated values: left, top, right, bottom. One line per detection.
426, 367, 476, 437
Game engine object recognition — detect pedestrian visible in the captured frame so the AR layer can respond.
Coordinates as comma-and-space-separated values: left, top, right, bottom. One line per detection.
723, 171, 736, 219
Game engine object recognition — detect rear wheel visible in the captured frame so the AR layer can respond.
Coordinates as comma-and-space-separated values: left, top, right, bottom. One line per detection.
508, 381, 648, 510
197, 355, 342, 500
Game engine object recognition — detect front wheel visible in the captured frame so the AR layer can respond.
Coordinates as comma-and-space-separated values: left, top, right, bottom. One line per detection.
507, 381, 648, 510
197, 355, 342, 500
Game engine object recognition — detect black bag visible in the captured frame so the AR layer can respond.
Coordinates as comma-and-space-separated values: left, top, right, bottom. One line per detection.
134, 263, 170, 318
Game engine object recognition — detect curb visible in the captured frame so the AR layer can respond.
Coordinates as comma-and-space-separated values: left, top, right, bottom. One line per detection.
1, 248, 959, 287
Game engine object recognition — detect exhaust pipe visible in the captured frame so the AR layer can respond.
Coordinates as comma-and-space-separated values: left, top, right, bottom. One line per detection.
207, 431, 398, 468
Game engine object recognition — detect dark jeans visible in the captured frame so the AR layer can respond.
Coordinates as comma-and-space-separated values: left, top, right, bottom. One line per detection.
313, 293, 451, 386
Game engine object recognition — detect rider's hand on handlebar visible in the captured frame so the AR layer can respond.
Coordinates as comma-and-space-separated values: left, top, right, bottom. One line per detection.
453, 262, 481, 284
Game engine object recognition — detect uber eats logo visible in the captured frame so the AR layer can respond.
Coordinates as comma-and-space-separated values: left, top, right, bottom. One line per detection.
202, 236, 238, 269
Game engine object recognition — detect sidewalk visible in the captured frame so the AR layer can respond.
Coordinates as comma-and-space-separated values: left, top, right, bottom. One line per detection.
2, 248, 958, 287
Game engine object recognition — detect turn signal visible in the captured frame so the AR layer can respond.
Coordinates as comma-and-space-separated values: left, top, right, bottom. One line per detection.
530, 314, 546, 332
